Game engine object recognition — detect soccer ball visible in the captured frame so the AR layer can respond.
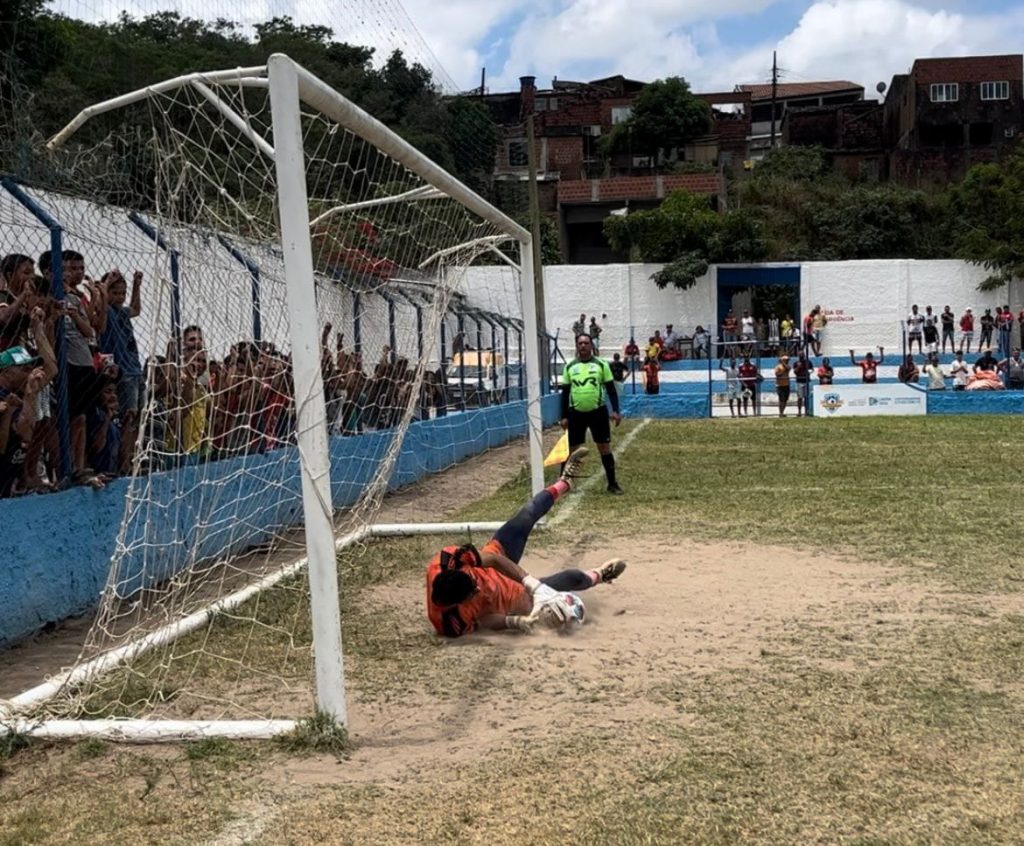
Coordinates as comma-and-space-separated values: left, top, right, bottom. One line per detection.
538, 592, 587, 632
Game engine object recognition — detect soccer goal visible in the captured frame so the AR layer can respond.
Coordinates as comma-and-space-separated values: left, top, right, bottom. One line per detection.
2, 55, 544, 741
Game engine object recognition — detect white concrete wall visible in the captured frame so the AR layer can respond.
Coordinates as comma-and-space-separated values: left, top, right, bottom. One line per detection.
802, 260, 1015, 356
461, 260, 1016, 363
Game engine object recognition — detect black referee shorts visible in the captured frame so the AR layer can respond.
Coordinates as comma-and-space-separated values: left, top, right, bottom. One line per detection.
567, 407, 611, 447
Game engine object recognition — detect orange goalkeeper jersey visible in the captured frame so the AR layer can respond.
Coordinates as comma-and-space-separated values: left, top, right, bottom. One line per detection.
425, 539, 528, 637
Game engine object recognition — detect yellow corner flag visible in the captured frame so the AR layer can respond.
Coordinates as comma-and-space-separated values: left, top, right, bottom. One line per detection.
544, 432, 570, 467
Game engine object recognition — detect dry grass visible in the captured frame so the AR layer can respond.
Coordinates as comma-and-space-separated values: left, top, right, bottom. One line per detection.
3, 416, 1024, 844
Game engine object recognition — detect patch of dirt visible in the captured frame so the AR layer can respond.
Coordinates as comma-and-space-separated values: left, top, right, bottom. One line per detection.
266, 534, 1003, 790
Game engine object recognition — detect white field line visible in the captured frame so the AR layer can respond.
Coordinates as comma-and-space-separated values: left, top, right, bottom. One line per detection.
549, 418, 651, 528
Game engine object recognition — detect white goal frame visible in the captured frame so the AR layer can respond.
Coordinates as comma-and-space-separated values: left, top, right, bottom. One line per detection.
2, 54, 545, 742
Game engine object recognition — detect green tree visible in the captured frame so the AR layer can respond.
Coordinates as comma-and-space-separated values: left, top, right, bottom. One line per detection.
603, 190, 767, 289
602, 77, 711, 162
949, 145, 1024, 291
738, 146, 951, 262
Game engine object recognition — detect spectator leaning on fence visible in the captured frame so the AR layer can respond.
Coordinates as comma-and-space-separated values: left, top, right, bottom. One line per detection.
98, 270, 144, 473
0, 254, 36, 350
0, 346, 48, 498
56, 250, 107, 488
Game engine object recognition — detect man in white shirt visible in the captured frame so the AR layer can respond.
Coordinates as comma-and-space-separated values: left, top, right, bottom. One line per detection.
906, 304, 925, 354
949, 350, 970, 391
923, 354, 946, 390
663, 324, 679, 353
740, 310, 756, 353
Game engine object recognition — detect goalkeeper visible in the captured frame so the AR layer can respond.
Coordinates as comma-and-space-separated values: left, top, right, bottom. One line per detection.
426, 447, 626, 637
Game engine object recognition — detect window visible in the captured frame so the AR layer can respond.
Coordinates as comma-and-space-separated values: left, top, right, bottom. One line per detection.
507, 140, 529, 167
969, 122, 994, 146
611, 106, 633, 124
981, 81, 1009, 101
930, 83, 959, 102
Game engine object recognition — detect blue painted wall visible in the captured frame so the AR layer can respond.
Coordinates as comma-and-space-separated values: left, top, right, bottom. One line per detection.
925, 391, 1024, 415
1, 393, 563, 647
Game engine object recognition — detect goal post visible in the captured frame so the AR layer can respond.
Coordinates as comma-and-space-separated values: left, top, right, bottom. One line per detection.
2, 54, 545, 741
274, 53, 546, 497
268, 54, 347, 727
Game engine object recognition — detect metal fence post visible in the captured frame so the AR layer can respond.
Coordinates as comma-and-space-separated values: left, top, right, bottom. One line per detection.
128, 212, 182, 357
0, 177, 72, 485
218, 236, 262, 342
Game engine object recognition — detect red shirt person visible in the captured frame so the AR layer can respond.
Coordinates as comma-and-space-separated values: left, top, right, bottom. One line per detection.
850, 347, 885, 383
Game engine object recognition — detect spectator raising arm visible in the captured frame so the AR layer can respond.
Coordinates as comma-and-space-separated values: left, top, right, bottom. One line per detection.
29, 307, 57, 384
129, 271, 142, 318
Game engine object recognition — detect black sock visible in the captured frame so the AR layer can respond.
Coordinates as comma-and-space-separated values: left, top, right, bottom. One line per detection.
601, 452, 617, 486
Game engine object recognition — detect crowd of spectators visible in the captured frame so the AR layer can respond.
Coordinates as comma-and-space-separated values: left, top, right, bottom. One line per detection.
0, 250, 450, 499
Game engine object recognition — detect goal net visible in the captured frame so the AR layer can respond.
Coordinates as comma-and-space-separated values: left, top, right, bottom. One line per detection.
3, 55, 542, 739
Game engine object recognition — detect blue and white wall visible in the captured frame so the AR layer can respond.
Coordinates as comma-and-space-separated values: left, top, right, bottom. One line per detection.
461, 261, 1018, 364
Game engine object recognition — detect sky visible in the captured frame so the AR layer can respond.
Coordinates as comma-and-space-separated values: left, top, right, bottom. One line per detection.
397, 0, 1024, 95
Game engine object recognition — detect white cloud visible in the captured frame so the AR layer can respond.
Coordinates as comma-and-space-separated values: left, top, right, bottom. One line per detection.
487, 0, 774, 90
426, 0, 1024, 94
708, 0, 1024, 94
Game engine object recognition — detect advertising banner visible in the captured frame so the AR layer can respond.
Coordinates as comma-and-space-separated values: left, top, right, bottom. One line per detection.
813, 383, 927, 417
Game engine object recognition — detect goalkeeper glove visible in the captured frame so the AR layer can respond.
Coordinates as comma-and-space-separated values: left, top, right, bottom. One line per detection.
523, 575, 559, 607
505, 614, 536, 633
533, 593, 571, 625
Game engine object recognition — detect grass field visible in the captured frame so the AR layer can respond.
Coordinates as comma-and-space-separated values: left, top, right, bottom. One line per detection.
2, 416, 1024, 845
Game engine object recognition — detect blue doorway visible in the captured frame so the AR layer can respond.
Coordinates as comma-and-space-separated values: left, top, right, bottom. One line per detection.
717, 266, 801, 334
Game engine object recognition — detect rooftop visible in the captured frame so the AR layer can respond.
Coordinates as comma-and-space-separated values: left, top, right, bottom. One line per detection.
736, 80, 863, 101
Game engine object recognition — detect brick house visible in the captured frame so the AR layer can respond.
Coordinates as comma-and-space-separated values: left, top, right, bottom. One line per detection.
884, 54, 1024, 185
781, 100, 886, 181
479, 76, 742, 263
735, 80, 864, 160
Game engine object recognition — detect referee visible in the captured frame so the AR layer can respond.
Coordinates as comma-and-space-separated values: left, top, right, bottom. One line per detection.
560, 333, 624, 494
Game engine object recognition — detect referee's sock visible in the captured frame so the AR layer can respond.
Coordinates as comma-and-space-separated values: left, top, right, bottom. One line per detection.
601, 452, 617, 486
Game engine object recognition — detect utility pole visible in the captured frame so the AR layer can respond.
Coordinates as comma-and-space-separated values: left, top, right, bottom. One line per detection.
525, 113, 549, 386
769, 50, 778, 149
